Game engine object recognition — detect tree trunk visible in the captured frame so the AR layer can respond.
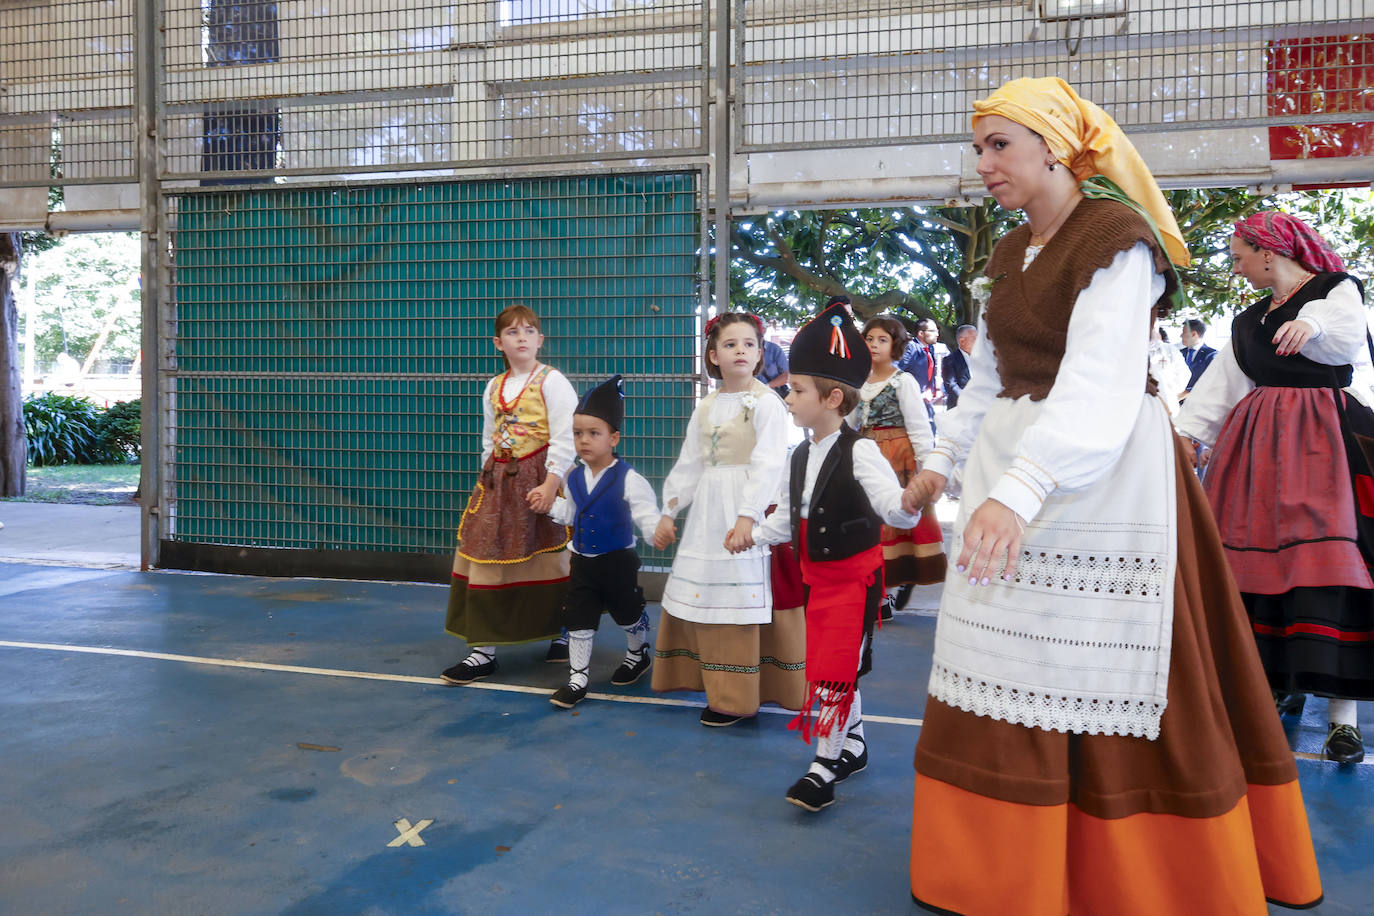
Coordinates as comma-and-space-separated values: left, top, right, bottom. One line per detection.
0, 232, 25, 497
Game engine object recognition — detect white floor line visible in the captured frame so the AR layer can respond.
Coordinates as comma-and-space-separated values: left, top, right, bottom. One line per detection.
0, 639, 926, 726
6, 639, 1362, 761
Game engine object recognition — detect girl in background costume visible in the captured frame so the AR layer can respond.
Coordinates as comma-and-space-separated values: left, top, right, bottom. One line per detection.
651, 313, 805, 726
903, 78, 1321, 914
1177, 211, 1371, 764
441, 305, 576, 684
850, 315, 945, 617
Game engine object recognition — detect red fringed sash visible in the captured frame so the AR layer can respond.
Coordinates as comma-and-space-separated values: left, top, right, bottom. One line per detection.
788, 519, 883, 743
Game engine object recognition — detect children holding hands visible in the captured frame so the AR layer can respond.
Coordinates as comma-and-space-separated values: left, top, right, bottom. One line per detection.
651, 313, 807, 726
743, 297, 923, 812
542, 375, 661, 709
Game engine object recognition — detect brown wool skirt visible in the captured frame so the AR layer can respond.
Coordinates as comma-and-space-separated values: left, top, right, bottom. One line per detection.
652, 607, 807, 716
909, 433, 1322, 915
444, 451, 569, 646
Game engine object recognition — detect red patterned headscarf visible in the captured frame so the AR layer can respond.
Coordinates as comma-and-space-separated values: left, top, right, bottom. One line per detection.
1233, 211, 1345, 274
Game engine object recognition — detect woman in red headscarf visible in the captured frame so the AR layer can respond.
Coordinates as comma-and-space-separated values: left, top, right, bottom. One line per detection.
1176, 210, 1371, 765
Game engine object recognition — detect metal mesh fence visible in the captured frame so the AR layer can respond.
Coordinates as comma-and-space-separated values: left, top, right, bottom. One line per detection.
737, 0, 1374, 151
163, 171, 701, 564
0, 0, 137, 187
158, 0, 709, 182
3, 1, 1371, 187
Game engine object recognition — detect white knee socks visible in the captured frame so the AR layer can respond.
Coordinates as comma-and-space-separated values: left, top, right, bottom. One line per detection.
842, 690, 865, 756
567, 629, 595, 689
621, 611, 650, 666
464, 645, 496, 665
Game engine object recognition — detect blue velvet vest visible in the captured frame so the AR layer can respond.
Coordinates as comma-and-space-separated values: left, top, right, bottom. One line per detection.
568, 459, 634, 555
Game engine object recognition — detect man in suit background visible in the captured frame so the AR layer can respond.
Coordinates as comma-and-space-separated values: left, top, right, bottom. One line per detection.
942, 324, 976, 409
1179, 318, 1217, 398
900, 317, 943, 433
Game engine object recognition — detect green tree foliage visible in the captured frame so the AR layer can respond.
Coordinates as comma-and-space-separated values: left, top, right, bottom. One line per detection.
22, 232, 141, 370
728, 188, 1374, 331
728, 202, 1017, 332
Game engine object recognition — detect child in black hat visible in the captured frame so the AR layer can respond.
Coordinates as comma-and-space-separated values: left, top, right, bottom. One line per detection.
734, 297, 923, 812
542, 375, 661, 708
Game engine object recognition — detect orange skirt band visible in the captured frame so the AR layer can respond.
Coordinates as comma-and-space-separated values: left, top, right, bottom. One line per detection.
910, 773, 1322, 916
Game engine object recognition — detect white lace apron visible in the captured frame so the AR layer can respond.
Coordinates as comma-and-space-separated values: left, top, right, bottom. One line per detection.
929, 391, 1177, 739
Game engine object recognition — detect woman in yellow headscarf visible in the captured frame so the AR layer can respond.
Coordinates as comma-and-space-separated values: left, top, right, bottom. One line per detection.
902, 78, 1321, 915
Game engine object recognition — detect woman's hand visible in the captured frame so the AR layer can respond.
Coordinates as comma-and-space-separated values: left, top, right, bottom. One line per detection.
526, 478, 559, 513
1272, 319, 1314, 357
652, 515, 678, 550
957, 498, 1026, 586
723, 516, 755, 554
903, 470, 947, 515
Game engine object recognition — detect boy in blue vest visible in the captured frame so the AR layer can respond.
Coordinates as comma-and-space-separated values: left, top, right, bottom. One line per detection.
734, 298, 922, 811
544, 375, 662, 709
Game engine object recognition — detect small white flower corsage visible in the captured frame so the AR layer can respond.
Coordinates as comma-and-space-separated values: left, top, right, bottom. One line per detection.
740, 391, 758, 421
970, 275, 995, 309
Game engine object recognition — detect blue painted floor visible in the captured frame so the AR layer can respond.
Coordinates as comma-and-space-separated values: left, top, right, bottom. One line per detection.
0, 561, 1370, 914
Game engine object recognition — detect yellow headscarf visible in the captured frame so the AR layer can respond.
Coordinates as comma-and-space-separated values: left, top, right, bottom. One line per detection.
972, 77, 1189, 267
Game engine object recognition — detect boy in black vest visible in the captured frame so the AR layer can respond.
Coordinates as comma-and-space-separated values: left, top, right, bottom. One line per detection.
733, 298, 923, 811
543, 375, 662, 709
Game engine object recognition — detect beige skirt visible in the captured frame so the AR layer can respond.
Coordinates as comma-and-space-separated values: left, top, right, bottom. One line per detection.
651, 607, 807, 716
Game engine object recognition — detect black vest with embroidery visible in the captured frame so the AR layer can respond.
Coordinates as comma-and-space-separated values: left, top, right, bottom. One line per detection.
790, 424, 881, 561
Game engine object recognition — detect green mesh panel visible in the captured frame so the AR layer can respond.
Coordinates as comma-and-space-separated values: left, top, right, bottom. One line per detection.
168, 172, 699, 566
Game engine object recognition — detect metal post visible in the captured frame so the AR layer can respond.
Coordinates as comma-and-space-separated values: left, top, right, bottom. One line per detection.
712, 0, 731, 314
135, 0, 162, 570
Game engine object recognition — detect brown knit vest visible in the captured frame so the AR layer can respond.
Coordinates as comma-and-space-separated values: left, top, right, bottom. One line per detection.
983, 198, 1177, 402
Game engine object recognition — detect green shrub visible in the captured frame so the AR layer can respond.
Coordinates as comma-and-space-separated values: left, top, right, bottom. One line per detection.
95, 398, 141, 462
23, 392, 104, 466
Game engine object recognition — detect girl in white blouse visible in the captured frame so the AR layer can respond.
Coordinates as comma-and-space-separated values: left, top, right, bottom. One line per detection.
649, 313, 805, 726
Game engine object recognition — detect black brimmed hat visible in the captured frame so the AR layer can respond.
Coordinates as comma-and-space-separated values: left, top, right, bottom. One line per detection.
577, 375, 625, 431
788, 297, 870, 388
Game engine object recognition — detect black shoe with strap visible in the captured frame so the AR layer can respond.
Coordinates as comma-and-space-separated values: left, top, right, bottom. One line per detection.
1324, 723, 1366, 764
549, 682, 588, 709
610, 647, 651, 686
440, 654, 498, 685
835, 738, 868, 782
545, 640, 570, 663
786, 772, 836, 812
550, 657, 591, 709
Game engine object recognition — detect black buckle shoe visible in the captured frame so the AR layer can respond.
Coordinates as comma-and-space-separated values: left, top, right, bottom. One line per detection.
610, 651, 651, 687
785, 773, 835, 812
440, 656, 498, 685
1274, 692, 1307, 718
1324, 723, 1366, 764
549, 682, 588, 709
